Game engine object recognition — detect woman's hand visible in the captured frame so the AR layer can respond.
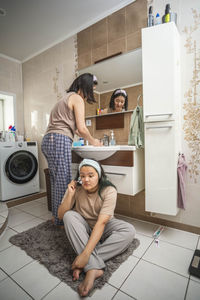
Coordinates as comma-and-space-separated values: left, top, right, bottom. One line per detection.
57, 180, 76, 220
71, 251, 90, 270
91, 138, 103, 146
67, 180, 77, 197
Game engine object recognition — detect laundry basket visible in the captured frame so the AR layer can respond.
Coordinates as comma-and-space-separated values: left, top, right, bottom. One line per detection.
44, 168, 52, 211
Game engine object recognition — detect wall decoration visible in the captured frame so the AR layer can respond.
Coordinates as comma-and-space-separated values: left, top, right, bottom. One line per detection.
53, 67, 64, 101
183, 8, 200, 183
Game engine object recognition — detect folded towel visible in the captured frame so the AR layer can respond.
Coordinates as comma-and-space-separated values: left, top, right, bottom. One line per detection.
128, 105, 144, 148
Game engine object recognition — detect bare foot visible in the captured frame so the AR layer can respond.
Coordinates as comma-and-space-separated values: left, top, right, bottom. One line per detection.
72, 268, 82, 281
78, 269, 104, 297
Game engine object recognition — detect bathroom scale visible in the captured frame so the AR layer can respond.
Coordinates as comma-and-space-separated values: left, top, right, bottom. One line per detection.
189, 249, 200, 278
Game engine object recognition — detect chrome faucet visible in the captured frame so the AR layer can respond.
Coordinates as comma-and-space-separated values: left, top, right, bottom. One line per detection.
103, 134, 109, 146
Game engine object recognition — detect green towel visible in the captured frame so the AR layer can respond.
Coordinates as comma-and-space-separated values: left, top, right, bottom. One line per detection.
128, 106, 144, 148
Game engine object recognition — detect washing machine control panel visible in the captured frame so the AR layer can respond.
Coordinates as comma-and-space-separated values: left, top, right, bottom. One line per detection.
27, 142, 37, 146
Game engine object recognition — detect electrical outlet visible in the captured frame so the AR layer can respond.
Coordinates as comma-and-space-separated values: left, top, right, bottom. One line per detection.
86, 119, 91, 126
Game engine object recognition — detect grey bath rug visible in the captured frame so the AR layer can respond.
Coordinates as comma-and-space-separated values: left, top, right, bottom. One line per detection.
9, 220, 139, 294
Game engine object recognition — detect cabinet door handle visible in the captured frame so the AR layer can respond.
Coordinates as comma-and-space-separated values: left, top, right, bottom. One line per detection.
145, 113, 173, 117
105, 172, 126, 176
146, 125, 172, 129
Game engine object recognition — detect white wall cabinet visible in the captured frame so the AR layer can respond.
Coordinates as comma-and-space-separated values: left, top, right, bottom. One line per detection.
142, 23, 181, 215
142, 23, 181, 123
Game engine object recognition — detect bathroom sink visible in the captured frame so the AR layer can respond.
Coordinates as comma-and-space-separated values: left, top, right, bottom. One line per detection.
72, 145, 136, 161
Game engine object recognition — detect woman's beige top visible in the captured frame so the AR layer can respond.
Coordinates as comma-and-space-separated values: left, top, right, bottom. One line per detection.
45, 92, 77, 140
71, 185, 117, 228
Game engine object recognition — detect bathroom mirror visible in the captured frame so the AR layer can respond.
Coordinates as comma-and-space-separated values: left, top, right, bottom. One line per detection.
77, 48, 143, 117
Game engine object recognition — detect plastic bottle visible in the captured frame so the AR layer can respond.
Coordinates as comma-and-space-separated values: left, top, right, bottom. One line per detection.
162, 4, 177, 25
155, 13, 162, 25
109, 130, 116, 146
147, 6, 154, 27
165, 4, 171, 23
79, 137, 84, 146
8, 125, 16, 142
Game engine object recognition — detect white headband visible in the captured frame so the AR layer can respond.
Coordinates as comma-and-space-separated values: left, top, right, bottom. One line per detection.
93, 75, 98, 82
79, 159, 101, 177
114, 89, 127, 97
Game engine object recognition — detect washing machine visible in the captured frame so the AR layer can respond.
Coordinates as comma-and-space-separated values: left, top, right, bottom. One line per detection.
0, 141, 40, 201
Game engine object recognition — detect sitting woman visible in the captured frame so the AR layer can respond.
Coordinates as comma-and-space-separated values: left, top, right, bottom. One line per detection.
102, 88, 128, 114
58, 159, 135, 297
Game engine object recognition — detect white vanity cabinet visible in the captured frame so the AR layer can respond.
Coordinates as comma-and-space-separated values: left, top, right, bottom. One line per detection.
102, 149, 144, 195
72, 148, 144, 196
142, 23, 181, 215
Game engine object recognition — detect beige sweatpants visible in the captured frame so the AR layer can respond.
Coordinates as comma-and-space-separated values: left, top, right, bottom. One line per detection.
63, 210, 135, 272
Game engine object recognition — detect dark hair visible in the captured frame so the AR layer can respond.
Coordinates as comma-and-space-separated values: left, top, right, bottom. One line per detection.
67, 73, 97, 104
109, 89, 128, 111
75, 160, 116, 198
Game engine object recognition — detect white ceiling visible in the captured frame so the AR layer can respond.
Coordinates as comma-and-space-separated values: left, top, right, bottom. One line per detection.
0, 0, 135, 62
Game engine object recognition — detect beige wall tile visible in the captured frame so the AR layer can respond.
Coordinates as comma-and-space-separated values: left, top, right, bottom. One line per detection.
91, 19, 107, 49
60, 36, 76, 63
99, 91, 112, 109
85, 102, 98, 117
78, 52, 92, 69
63, 61, 78, 91
77, 1, 147, 68
91, 44, 107, 64
115, 194, 132, 217
108, 8, 126, 43
23, 35, 76, 190
115, 191, 146, 219
126, 31, 141, 52
125, 0, 147, 35
85, 93, 99, 117
77, 27, 92, 56
108, 37, 126, 57
130, 190, 146, 217
126, 85, 143, 110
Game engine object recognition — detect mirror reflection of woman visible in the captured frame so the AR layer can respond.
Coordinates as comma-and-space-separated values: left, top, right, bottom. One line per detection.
102, 89, 128, 114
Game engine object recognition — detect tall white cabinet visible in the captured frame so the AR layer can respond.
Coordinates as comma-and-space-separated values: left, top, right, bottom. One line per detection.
142, 23, 181, 215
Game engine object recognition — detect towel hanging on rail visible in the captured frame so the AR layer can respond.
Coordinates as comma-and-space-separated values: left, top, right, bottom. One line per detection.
128, 105, 144, 148
177, 153, 187, 209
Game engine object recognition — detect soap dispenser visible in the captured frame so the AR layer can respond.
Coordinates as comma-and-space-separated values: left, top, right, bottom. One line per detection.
109, 130, 116, 146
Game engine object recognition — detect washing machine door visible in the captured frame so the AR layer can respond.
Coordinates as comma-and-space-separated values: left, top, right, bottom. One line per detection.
5, 150, 38, 184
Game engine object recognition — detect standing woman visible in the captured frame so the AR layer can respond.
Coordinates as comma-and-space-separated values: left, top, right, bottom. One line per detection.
41, 73, 102, 226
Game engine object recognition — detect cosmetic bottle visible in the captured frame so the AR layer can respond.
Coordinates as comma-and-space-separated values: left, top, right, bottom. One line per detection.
79, 137, 84, 146
164, 4, 171, 23
155, 13, 162, 25
147, 6, 154, 27
162, 4, 177, 25
162, 4, 168, 23
109, 130, 116, 146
